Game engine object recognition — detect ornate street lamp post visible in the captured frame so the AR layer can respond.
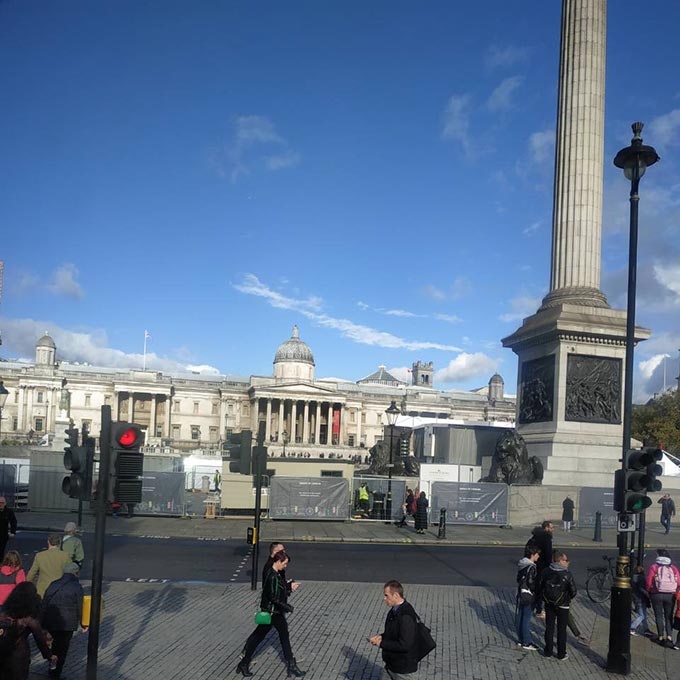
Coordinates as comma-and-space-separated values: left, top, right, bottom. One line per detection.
384, 400, 400, 521
0, 381, 9, 445
607, 122, 659, 675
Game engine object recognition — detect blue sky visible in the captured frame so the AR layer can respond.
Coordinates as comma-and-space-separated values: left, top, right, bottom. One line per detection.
1, 1, 679, 400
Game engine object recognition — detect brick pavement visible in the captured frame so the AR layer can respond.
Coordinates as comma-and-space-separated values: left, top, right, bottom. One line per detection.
26, 581, 678, 680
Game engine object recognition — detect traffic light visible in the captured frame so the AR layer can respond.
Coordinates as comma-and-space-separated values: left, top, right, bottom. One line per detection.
614, 447, 663, 513
62, 427, 92, 500
399, 434, 410, 457
110, 422, 144, 504
226, 430, 252, 474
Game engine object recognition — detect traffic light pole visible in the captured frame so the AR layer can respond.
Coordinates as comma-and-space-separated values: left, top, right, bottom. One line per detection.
607, 162, 642, 676
250, 432, 265, 592
87, 405, 111, 680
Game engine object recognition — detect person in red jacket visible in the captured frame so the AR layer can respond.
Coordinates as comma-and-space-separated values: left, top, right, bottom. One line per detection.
0, 550, 26, 605
646, 548, 680, 647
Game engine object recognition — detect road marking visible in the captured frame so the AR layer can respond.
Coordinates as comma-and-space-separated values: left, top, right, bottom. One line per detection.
139, 535, 171, 540
125, 578, 170, 583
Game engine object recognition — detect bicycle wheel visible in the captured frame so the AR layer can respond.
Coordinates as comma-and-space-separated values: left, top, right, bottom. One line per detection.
586, 570, 612, 603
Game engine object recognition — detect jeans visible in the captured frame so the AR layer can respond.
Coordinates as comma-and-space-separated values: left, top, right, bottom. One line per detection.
515, 603, 533, 645
630, 600, 649, 633
563, 521, 571, 532
661, 515, 671, 534
385, 670, 418, 680
545, 604, 569, 658
650, 593, 675, 638
242, 613, 293, 662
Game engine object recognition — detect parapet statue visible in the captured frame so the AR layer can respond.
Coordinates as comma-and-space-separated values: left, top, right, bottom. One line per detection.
481, 430, 543, 485
367, 440, 420, 477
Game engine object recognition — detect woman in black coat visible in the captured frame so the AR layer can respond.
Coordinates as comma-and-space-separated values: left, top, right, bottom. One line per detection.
0, 582, 56, 680
237, 550, 305, 678
415, 491, 429, 534
562, 496, 575, 532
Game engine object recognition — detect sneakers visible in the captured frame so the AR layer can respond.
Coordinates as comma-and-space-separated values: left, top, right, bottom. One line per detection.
556, 654, 569, 661
521, 643, 539, 651
630, 630, 639, 636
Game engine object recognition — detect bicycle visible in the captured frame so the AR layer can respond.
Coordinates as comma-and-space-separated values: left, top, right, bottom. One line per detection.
586, 555, 616, 603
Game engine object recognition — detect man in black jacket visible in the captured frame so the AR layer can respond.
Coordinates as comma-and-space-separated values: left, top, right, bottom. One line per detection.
0, 496, 17, 558
658, 494, 676, 534
42, 562, 85, 678
369, 580, 419, 679
536, 550, 577, 660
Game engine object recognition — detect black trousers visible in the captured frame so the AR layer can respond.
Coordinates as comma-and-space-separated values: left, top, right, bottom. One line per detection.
243, 613, 292, 663
650, 592, 674, 638
545, 604, 569, 658
48, 630, 74, 676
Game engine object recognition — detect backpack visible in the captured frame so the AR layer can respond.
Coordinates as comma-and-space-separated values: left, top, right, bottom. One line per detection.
655, 565, 678, 594
542, 571, 567, 605
0, 617, 18, 658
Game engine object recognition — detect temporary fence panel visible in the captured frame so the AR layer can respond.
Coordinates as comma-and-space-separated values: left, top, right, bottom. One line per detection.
269, 477, 349, 520
139, 472, 186, 515
578, 486, 617, 527
0, 465, 16, 506
28, 466, 79, 512
351, 477, 407, 521
430, 481, 509, 525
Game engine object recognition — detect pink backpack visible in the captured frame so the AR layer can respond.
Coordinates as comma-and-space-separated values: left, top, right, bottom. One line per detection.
655, 565, 679, 593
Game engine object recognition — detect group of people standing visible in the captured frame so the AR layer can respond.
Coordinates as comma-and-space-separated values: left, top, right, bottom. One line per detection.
0, 512, 86, 680
515, 520, 583, 660
631, 548, 680, 649
396, 488, 429, 534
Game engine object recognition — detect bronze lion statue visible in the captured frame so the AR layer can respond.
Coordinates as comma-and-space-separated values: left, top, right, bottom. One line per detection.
481, 430, 543, 485
366, 440, 420, 477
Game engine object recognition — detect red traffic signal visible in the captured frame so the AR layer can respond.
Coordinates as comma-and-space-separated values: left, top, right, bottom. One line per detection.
111, 423, 143, 449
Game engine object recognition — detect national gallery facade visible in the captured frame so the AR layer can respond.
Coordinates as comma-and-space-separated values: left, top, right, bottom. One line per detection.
0, 326, 515, 453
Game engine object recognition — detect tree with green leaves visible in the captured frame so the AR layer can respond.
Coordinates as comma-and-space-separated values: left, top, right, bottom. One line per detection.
632, 390, 680, 455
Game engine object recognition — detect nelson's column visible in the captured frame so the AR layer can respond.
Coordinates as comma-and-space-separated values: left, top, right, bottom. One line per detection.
502, 0, 650, 486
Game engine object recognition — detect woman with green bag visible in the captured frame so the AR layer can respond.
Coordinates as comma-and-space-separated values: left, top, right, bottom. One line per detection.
236, 550, 306, 677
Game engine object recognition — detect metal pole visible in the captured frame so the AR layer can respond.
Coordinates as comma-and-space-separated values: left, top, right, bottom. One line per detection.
86, 405, 111, 680
607, 167, 640, 676
386, 424, 394, 522
251, 431, 264, 591
637, 511, 646, 568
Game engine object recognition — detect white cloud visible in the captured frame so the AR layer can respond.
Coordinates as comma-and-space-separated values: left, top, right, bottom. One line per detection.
434, 313, 462, 324
648, 109, 680, 147
435, 352, 499, 384
654, 263, 680, 299
234, 274, 462, 352
357, 301, 370, 310
450, 276, 472, 300
486, 76, 523, 112
266, 151, 301, 171
47, 264, 84, 300
485, 45, 531, 69
499, 294, 542, 322
382, 309, 422, 318
529, 129, 554, 164
442, 94, 472, 152
0, 317, 220, 374
388, 366, 412, 383
522, 220, 542, 237
423, 284, 446, 301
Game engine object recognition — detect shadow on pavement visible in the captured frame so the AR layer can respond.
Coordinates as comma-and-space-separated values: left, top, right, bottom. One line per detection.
468, 595, 516, 643
341, 643, 382, 680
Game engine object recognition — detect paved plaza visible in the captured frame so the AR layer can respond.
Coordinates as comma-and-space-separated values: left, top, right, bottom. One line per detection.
23, 580, 678, 680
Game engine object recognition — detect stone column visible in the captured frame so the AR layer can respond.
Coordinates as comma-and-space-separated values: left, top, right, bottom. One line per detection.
356, 407, 362, 447
315, 402, 321, 445
17, 387, 25, 431
165, 396, 171, 439
129, 393, 135, 423
542, 0, 608, 309
302, 401, 310, 443
278, 400, 285, 441
150, 395, 157, 438
265, 399, 272, 442
291, 401, 298, 443
328, 403, 334, 445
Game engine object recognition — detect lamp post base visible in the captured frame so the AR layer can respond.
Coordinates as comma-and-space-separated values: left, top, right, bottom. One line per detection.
606, 555, 632, 675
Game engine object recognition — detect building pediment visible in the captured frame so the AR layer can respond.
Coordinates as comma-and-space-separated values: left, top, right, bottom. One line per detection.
250, 381, 340, 400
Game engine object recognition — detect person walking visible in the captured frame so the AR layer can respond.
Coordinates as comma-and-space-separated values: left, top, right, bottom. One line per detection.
213, 469, 222, 494
60, 523, 84, 569
0, 582, 57, 679
369, 580, 419, 679
26, 534, 71, 597
261, 542, 299, 595
658, 494, 676, 535
42, 562, 85, 678
0, 497, 17, 558
396, 489, 414, 528
414, 491, 428, 535
526, 521, 554, 616
561, 496, 575, 532
646, 548, 680, 647
236, 549, 305, 677
673, 582, 680, 649
516, 544, 540, 650
630, 564, 651, 637
0, 551, 26, 607
536, 550, 577, 660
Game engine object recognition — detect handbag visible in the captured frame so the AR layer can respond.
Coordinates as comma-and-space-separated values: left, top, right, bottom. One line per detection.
254, 571, 280, 625
413, 614, 436, 661
518, 588, 534, 606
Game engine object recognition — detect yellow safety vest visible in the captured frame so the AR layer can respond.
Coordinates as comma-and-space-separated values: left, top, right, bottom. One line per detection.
359, 487, 369, 501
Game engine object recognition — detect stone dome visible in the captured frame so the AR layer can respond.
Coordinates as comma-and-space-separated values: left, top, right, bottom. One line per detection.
274, 325, 315, 366
489, 373, 504, 384
36, 333, 56, 349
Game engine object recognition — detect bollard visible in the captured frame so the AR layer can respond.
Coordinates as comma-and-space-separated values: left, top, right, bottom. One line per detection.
593, 511, 603, 542
437, 508, 447, 539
